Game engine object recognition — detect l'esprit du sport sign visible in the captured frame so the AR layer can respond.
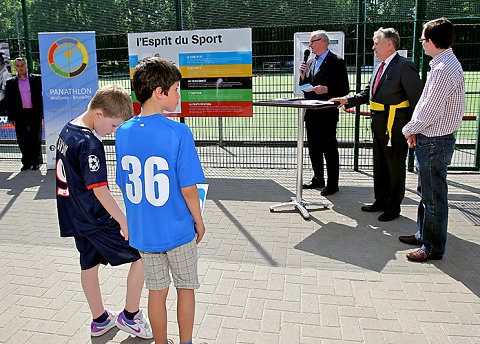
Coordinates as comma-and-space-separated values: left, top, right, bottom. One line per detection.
128, 28, 252, 117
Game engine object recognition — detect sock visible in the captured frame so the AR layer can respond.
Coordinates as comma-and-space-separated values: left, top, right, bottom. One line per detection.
93, 310, 108, 323
180, 341, 193, 344
123, 308, 139, 321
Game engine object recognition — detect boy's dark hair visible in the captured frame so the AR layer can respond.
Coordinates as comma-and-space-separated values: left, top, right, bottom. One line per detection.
424, 17, 454, 49
132, 57, 182, 105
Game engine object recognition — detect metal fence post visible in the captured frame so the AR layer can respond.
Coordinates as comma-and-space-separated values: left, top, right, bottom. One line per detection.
407, 0, 426, 172
476, 112, 480, 170
20, 0, 32, 69
176, 0, 186, 125
353, 0, 365, 171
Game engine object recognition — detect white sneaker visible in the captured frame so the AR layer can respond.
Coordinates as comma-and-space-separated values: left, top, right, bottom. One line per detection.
115, 309, 153, 339
90, 310, 118, 337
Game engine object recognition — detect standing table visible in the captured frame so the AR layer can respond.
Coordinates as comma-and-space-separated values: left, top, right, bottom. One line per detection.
253, 99, 338, 219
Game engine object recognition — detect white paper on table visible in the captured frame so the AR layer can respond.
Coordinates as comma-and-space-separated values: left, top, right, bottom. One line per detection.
298, 100, 335, 106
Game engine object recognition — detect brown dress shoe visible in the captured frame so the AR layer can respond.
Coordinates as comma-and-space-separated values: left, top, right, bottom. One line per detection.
399, 235, 421, 245
406, 248, 442, 262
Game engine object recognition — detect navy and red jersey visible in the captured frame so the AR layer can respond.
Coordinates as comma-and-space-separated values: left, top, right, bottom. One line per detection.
56, 122, 118, 237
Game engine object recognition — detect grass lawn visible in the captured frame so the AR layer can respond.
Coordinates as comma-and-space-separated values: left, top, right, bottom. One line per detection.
99, 71, 479, 142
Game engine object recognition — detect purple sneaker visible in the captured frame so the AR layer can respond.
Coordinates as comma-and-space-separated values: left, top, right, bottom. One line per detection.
115, 309, 153, 339
91, 310, 117, 337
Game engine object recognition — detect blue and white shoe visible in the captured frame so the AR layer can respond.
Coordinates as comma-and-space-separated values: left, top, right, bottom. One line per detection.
90, 310, 117, 337
115, 309, 153, 339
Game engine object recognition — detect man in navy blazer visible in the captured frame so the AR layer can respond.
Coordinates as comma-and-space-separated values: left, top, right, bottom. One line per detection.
2, 57, 43, 171
332, 28, 423, 221
299, 30, 349, 196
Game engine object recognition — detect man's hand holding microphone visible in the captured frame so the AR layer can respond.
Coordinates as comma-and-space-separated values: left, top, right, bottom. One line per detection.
299, 49, 310, 81
300, 49, 329, 95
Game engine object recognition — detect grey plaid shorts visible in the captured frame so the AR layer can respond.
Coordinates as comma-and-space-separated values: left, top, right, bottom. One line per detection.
139, 238, 199, 290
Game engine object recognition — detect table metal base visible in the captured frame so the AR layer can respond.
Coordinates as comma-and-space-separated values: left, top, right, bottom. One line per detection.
269, 196, 328, 219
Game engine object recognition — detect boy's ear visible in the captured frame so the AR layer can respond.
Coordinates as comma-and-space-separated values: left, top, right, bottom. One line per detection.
153, 86, 164, 99
93, 109, 104, 120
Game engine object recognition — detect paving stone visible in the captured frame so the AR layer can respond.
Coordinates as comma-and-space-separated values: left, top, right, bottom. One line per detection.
0, 166, 478, 343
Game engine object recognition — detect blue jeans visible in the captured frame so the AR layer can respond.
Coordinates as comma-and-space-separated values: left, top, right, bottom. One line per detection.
413, 134, 455, 256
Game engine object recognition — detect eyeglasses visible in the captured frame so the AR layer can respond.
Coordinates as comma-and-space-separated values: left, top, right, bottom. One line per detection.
309, 38, 323, 44
418, 38, 427, 43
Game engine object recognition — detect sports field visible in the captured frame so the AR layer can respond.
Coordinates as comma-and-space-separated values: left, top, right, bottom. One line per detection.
99, 71, 479, 142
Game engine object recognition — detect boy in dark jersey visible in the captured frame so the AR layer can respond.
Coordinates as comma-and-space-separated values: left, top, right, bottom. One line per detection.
55, 85, 152, 339
115, 58, 206, 344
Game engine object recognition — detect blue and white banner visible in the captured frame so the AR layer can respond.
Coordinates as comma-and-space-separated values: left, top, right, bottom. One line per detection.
38, 31, 98, 168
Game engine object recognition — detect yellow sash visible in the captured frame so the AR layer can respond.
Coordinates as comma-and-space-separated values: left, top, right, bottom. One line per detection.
369, 100, 410, 146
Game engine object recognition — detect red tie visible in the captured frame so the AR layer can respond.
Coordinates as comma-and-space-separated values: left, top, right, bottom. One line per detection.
372, 62, 385, 95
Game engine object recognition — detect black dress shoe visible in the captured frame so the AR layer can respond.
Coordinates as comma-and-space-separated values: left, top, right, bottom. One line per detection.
32, 164, 40, 170
21, 165, 30, 171
321, 186, 339, 196
378, 212, 399, 222
361, 203, 384, 212
302, 178, 325, 189
399, 235, 421, 245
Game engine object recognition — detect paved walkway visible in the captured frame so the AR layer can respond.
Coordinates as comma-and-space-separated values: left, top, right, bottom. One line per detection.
0, 162, 479, 344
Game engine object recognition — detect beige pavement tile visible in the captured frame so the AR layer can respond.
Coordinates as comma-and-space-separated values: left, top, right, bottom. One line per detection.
0, 167, 478, 343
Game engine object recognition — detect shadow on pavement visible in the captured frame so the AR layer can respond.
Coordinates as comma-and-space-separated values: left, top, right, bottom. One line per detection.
0, 169, 51, 221
295, 185, 480, 298
206, 177, 294, 202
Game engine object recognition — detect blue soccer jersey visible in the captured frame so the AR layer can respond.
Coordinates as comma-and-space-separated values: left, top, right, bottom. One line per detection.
115, 114, 205, 252
56, 122, 118, 237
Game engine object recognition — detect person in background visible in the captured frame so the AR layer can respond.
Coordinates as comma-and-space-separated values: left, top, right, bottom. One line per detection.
400, 17, 465, 262
0, 52, 12, 102
55, 85, 152, 339
116, 57, 206, 344
3, 57, 43, 171
299, 30, 349, 196
331, 28, 423, 221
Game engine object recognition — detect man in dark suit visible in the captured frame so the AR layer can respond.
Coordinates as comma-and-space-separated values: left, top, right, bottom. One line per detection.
331, 28, 423, 221
2, 57, 43, 171
299, 30, 349, 196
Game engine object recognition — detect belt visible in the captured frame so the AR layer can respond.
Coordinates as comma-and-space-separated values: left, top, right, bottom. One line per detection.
369, 100, 410, 147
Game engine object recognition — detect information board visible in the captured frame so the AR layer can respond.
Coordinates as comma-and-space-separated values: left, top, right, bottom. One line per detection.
128, 28, 252, 117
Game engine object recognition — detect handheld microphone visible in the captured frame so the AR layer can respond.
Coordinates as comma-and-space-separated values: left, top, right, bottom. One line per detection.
303, 49, 310, 62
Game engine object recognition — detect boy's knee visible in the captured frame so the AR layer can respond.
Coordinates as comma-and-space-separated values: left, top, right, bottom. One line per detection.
149, 288, 169, 299
176, 288, 194, 294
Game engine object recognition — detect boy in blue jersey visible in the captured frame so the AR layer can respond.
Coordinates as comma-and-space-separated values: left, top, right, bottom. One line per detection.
55, 85, 152, 339
115, 57, 206, 344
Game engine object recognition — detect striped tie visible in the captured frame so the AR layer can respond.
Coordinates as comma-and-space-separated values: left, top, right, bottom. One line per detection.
372, 62, 385, 95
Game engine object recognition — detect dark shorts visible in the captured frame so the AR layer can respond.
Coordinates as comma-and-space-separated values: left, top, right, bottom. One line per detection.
74, 224, 141, 270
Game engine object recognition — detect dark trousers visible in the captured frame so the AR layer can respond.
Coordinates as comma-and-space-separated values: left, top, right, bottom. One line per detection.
305, 110, 339, 188
14, 109, 43, 167
415, 133, 455, 256
371, 112, 409, 215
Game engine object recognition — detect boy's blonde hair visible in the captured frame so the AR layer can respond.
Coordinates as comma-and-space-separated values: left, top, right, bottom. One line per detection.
88, 84, 133, 121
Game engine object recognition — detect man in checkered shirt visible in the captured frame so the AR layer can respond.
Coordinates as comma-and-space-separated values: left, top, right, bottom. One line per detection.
400, 17, 466, 262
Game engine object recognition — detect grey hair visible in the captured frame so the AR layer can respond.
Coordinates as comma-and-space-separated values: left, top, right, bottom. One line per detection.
373, 28, 400, 50
311, 30, 330, 45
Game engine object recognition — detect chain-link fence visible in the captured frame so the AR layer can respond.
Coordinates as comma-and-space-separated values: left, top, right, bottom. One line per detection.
1, 0, 479, 171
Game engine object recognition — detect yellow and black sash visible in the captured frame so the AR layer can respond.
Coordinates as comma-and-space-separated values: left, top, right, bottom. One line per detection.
369, 100, 410, 152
